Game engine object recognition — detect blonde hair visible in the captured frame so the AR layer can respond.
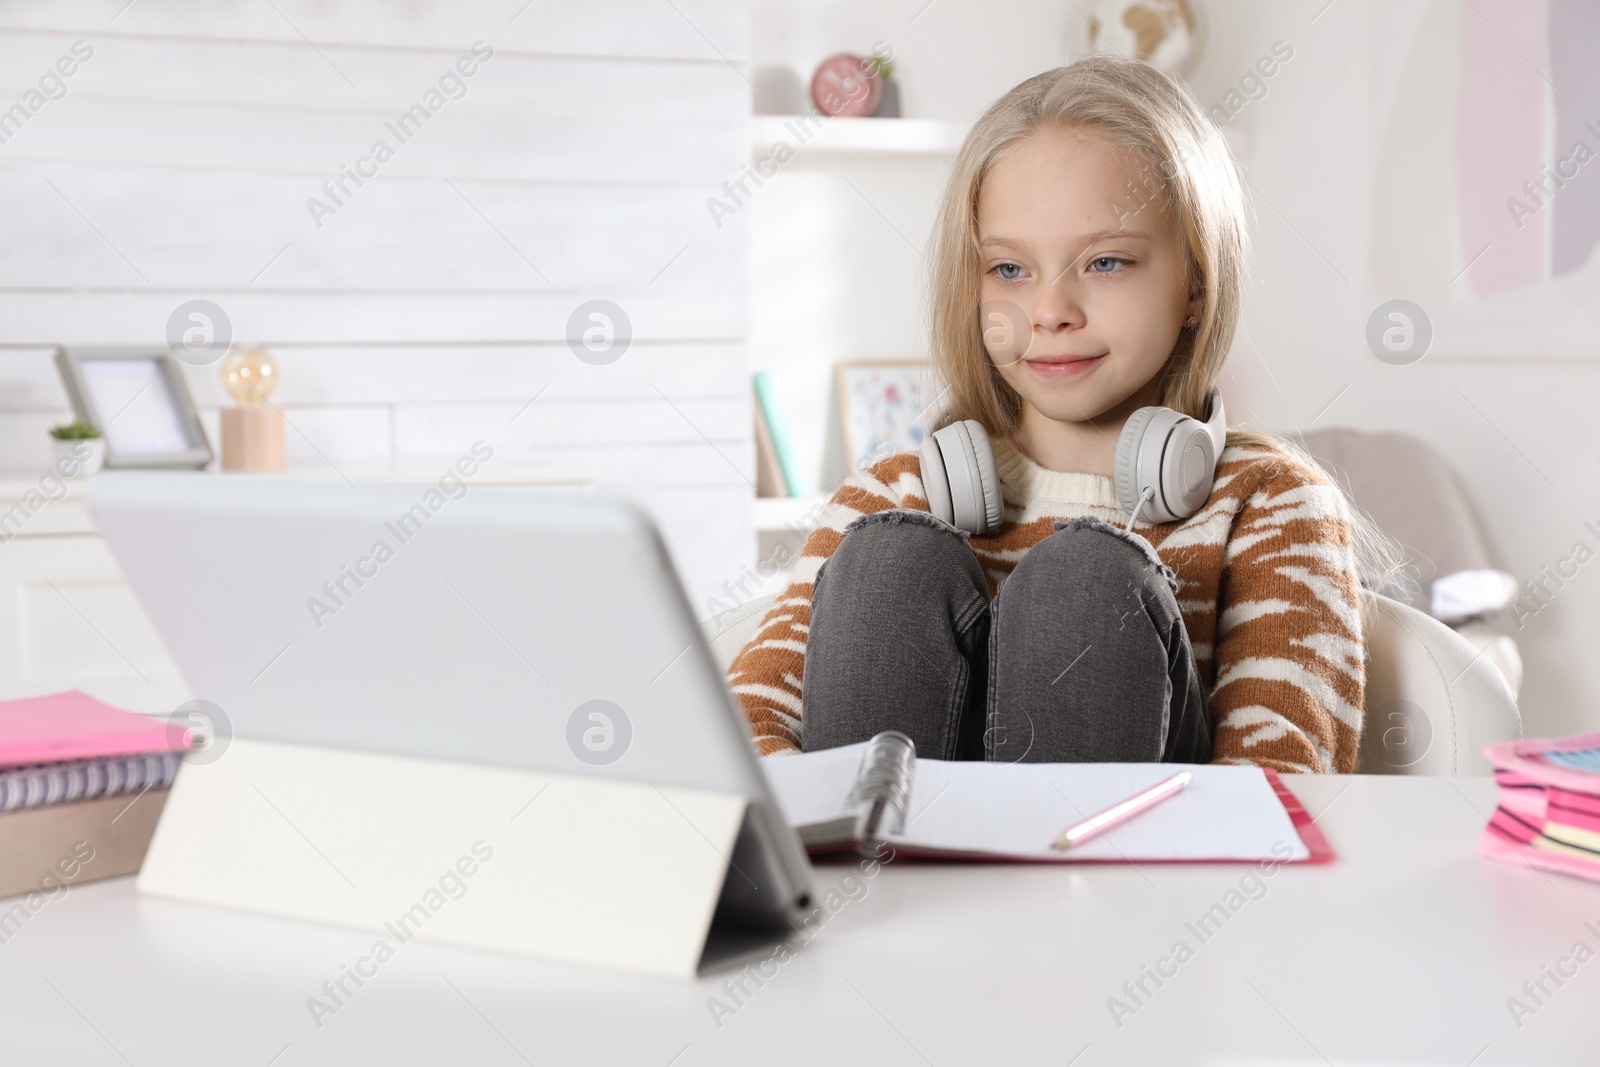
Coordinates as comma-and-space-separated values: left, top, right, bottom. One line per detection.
926, 55, 1404, 596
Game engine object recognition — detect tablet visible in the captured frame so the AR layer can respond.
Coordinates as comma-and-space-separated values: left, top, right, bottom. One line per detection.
89, 470, 814, 930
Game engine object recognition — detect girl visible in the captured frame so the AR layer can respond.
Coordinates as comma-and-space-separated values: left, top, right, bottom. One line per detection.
727, 56, 1395, 775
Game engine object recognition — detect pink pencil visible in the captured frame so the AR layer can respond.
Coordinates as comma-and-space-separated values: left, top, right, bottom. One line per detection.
1051, 770, 1191, 850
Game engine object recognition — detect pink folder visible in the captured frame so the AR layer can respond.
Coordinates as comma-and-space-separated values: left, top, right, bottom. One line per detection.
0, 690, 191, 768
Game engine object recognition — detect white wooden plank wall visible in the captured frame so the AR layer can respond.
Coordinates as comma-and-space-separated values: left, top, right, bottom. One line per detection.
0, 0, 754, 613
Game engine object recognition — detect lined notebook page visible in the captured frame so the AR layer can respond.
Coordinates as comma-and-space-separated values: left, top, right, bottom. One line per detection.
762, 743, 1308, 862
761, 745, 869, 828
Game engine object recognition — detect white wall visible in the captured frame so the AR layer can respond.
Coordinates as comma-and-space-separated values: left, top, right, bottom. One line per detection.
1222, 0, 1600, 739
0, 0, 752, 611
749, 0, 1598, 738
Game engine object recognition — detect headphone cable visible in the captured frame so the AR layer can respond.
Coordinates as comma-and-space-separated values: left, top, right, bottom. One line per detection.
1126, 486, 1155, 532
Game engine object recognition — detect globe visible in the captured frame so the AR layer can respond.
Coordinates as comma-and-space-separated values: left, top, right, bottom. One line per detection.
1087, 0, 1201, 75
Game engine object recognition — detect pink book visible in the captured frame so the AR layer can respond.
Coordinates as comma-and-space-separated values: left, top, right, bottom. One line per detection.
1481, 731, 1600, 885
0, 690, 191, 769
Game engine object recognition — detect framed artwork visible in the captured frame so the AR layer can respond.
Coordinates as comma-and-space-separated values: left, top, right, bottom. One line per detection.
53, 347, 213, 469
1370, 3, 1600, 358
834, 360, 939, 470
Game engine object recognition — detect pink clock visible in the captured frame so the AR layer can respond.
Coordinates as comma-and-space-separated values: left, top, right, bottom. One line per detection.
811, 53, 882, 117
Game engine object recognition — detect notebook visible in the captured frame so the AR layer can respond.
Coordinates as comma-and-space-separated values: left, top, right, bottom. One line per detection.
1481, 730, 1600, 884
761, 737, 1333, 864
0, 690, 190, 768
0, 750, 185, 813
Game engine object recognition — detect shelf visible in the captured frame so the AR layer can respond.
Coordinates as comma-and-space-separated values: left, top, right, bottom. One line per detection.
752, 115, 1253, 162
752, 493, 830, 532
750, 115, 965, 156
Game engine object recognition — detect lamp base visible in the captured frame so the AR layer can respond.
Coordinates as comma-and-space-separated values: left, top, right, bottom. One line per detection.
220, 407, 285, 472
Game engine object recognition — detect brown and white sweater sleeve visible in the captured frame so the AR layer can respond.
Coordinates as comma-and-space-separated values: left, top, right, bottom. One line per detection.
726, 452, 927, 756
1207, 455, 1367, 774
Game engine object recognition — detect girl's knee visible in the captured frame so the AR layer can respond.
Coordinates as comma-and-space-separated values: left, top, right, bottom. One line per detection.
835, 508, 971, 565
1005, 516, 1180, 615
824, 508, 984, 589
844, 507, 971, 542
1017, 515, 1171, 579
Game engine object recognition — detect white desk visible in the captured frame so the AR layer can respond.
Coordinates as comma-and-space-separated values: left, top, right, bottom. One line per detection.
0, 775, 1594, 1065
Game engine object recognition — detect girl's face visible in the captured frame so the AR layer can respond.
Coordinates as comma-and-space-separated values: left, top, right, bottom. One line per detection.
976, 126, 1197, 426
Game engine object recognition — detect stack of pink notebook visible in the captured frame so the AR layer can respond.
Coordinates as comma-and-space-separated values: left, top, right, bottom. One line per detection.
1481, 731, 1600, 883
0, 691, 190, 901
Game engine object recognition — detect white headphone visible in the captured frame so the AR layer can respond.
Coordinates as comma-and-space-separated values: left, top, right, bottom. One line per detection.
919, 387, 1228, 535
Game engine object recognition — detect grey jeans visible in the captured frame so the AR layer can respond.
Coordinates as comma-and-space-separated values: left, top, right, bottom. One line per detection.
800, 510, 1212, 764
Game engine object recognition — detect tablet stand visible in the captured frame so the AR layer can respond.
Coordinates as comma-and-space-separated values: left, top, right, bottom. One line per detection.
138, 738, 794, 979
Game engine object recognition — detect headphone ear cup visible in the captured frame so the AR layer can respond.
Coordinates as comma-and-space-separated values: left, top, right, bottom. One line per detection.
1163, 423, 1216, 518
1120, 406, 1196, 523
1114, 406, 1161, 515
943, 421, 984, 533
919, 432, 954, 526
921, 421, 1001, 535
963, 420, 1002, 534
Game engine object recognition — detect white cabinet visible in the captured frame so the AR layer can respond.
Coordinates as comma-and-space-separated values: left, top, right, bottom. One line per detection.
0, 479, 188, 712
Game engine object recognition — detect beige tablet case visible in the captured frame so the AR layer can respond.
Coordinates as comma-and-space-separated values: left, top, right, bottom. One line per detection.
137, 739, 770, 980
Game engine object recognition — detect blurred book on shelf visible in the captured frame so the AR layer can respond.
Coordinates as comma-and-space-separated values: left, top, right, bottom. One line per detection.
754, 392, 787, 498
753, 372, 802, 496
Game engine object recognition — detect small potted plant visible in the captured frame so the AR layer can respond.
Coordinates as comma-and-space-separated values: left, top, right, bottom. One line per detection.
48, 419, 104, 475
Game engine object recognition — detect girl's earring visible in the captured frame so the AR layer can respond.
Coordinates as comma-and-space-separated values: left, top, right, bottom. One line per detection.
1184, 315, 1198, 328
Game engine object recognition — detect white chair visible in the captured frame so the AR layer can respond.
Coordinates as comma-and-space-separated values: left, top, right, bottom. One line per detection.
1355, 588, 1520, 775
703, 587, 1521, 776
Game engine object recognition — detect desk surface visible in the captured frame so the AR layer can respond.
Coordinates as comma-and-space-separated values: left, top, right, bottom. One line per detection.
1, 776, 1595, 1066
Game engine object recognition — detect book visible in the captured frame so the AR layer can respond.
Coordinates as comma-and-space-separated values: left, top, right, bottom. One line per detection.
0, 690, 190, 768
0, 787, 170, 903
753, 371, 802, 496
761, 735, 1333, 863
1481, 731, 1600, 884
753, 393, 788, 498
0, 691, 189, 902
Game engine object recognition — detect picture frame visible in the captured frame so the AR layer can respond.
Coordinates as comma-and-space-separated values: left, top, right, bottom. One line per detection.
834, 359, 939, 471
53, 347, 214, 469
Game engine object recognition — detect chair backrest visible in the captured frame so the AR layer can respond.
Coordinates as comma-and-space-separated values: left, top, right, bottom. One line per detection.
704, 588, 1523, 775
1292, 427, 1492, 608
1357, 588, 1521, 775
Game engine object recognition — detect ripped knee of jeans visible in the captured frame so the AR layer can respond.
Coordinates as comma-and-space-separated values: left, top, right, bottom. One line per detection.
844, 507, 971, 542
1049, 515, 1179, 596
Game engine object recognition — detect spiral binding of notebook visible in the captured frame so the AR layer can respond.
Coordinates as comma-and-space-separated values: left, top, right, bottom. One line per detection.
0, 750, 185, 814
847, 731, 915, 842
791, 731, 916, 850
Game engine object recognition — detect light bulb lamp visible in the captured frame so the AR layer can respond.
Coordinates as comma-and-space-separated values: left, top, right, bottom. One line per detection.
219, 346, 285, 472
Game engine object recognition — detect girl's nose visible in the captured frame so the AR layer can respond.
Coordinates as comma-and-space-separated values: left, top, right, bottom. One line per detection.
1031, 275, 1083, 332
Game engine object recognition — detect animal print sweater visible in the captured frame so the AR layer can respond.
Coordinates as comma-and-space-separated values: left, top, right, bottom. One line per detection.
726, 435, 1367, 774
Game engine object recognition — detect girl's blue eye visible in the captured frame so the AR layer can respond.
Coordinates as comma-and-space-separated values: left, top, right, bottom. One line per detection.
1090, 256, 1127, 274
995, 263, 1023, 280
